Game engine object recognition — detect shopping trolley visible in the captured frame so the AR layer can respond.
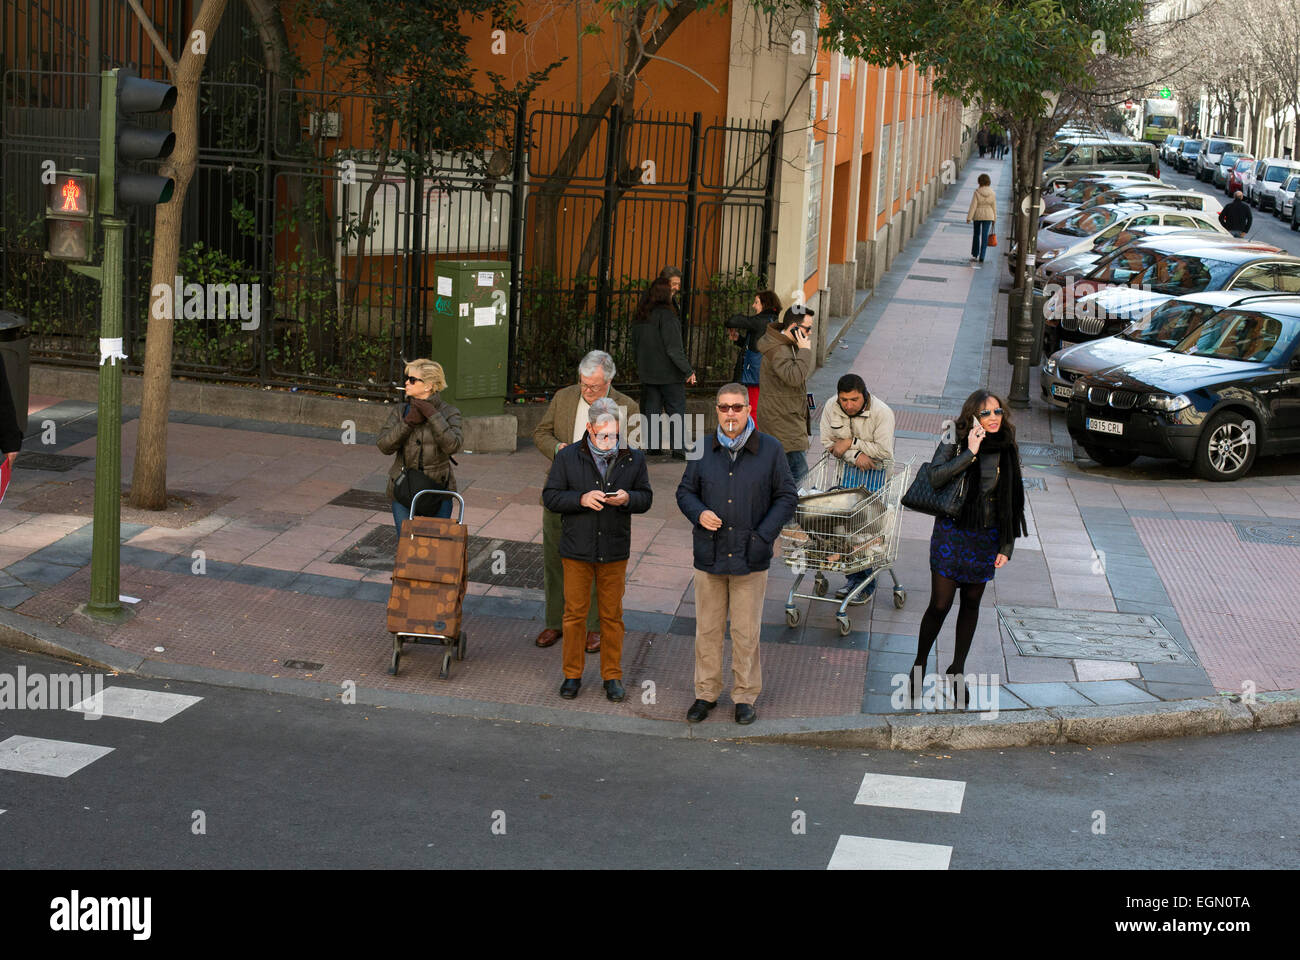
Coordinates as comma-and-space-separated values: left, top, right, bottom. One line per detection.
779, 455, 912, 638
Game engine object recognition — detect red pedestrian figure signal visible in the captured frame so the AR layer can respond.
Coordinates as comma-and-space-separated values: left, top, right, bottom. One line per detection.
60, 177, 86, 213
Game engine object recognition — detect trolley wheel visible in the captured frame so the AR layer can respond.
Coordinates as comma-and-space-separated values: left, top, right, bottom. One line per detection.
893, 588, 906, 609
786, 607, 801, 628
813, 573, 828, 597
389, 639, 401, 676
439, 652, 452, 680
836, 616, 852, 637
456, 631, 467, 662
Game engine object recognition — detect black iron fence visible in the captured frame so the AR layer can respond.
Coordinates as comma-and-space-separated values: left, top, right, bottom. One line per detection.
1, 67, 779, 400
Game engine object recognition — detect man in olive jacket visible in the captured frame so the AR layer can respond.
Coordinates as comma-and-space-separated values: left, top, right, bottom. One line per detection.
543, 397, 652, 702
757, 304, 815, 483
676, 383, 797, 725
532, 350, 640, 653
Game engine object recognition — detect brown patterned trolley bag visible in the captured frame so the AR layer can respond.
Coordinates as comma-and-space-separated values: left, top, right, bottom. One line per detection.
386, 489, 468, 678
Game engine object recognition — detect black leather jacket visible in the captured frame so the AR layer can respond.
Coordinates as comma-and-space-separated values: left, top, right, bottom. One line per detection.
928, 441, 1016, 559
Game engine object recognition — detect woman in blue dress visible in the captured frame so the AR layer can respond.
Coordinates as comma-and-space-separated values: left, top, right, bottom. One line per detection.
910, 390, 1027, 706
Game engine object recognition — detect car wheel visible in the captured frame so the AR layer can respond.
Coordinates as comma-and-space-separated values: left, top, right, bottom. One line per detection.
1194, 410, 1257, 482
1082, 445, 1138, 467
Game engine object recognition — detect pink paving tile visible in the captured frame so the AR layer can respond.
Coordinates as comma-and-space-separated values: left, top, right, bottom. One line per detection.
303, 560, 366, 581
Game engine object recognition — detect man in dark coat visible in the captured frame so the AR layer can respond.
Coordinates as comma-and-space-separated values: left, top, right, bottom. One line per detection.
0, 358, 21, 472
675, 383, 796, 725
1220, 191, 1253, 237
543, 397, 652, 702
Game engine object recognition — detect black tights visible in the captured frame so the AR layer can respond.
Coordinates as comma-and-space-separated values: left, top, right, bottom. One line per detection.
913, 571, 987, 675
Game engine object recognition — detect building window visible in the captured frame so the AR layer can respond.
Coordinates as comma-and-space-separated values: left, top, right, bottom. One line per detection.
805, 138, 824, 281
877, 124, 891, 214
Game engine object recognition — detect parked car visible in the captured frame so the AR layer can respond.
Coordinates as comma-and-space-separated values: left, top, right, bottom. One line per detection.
1045, 172, 1160, 205
1254, 158, 1300, 212
1067, 296, 1300, 480
1226, 156, 1255, 196
1036, 219, 1228, 285
1038, 236, 1295, 353
1174, 139, 1202, 173
1213, 151, 1248, 189
1043, 137, 1160, 181
1276, 173, 1300, 220
1039, 290, 1284, 407
1040, 184, 1221, 228
1162, 135, 1187, 165
1195, 136, 1246, 182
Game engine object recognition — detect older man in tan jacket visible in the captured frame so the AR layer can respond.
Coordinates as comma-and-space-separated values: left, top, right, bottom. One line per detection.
532, 350, 640, 652
818, 372, 895, 604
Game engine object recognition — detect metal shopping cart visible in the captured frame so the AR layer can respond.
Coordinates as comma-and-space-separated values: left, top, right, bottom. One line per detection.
779, 455, 912, 638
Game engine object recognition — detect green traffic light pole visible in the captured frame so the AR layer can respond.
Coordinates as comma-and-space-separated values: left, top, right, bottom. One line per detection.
72, 69, 130, 622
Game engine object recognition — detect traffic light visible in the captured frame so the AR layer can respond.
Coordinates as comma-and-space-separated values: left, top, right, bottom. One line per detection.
107, 68, 177, 211
45, 170, 97, 262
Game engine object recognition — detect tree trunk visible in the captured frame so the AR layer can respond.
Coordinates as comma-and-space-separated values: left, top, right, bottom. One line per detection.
128, 0, 229, 510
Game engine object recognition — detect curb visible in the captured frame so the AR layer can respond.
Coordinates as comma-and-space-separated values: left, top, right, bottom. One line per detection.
3, 607, 1296, 749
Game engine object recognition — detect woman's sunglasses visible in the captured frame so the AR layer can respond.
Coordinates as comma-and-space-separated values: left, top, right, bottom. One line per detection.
404, 375, 424, 384
976, 408, 1005, 419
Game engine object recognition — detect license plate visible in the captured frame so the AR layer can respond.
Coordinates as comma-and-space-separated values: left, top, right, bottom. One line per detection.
1086, 418, 1124, 435
1051, 384, 1073, 398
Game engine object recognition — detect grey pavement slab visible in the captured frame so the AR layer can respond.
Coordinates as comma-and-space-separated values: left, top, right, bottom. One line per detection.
1002, 681, 1094, 707
1141, 680, 1221, 700
1068, 680, 1160, 705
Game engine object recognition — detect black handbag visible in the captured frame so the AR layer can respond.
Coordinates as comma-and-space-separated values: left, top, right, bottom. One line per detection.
393, 437, 447, 514
901, 458, 968, 519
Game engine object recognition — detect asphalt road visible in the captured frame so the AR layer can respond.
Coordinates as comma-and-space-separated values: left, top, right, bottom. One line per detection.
1159, 163, 1298, 255
0, 647, 1295, 871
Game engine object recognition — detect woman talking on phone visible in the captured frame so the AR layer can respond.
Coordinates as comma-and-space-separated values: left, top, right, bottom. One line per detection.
910, 390, 1027, 706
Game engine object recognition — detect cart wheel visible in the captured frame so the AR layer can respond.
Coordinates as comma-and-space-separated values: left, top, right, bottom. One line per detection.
439, 652, 452, 680
893, 588, 906, 609
389, 642, 401, 676
836, 616, 852, 637
456, 631, 467, 662
813, 573, 828, 597
786, 607, 801, 628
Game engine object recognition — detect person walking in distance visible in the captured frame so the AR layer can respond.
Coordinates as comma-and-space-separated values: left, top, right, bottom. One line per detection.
631, 277, 696, 459
724, 289, 782, 426
543, 398, 652, 703
967, 173, 997, 265
1219, 191, 1252, 238
756, 303, 816, 484
532, 351, 640, 653
910, 391, 1027, 708
676, 384, 796, 725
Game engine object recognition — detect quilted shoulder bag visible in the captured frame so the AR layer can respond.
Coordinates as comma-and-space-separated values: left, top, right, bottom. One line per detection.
901, 454, 968, 518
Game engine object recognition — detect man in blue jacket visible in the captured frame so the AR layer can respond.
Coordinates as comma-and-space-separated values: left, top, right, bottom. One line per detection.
675, 383, 797, 725
543, 398, 653, 703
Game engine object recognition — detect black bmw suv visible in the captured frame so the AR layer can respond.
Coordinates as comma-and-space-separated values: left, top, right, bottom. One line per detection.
1067, 296, 1300, 480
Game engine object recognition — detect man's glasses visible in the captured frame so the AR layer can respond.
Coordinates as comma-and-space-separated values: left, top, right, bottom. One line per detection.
593, 431, 619, 442
716, 403, 748, 413
404, 375, 424, 384
976, 408, 1005, 419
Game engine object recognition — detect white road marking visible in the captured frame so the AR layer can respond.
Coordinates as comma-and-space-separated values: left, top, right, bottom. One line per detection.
854, 772, 966, 813
828, 835, 953, 870
0, 736, 114, 778
67, 686, 202, 723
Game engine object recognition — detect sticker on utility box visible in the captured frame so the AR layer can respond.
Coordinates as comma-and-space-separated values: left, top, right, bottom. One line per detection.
476, 271, 495, 286
473, 306, 496, 327
459, 302, 469, 317
437, 276, 452, 296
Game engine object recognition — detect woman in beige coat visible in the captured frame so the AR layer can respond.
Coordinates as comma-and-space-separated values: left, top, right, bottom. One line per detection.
966, 173, 997, 265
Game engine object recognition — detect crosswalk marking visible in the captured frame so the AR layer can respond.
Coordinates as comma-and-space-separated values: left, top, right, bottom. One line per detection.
854, 772, 966, 814
828, 835, 953, 870
0, 736, 115, 778
67, 686, 202, 723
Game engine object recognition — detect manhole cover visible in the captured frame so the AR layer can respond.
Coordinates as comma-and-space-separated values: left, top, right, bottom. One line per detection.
1018, 443, 1074, 462
1231, 520, 1300, 547
14, 452, 90, 472
1022, 476, 1047, 492
329, 489, 391, 512
282, 660, 324, 670
997, 605, 1191, 663
332, 527, 545, 589
906, 274, 948, 283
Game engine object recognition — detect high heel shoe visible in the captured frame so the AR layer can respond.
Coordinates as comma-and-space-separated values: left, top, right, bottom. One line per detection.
907, 665, 924, 707
944, 664, 970, 709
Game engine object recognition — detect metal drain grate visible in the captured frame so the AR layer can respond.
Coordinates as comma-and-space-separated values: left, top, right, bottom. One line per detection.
906, 274, 948, 283
332, 527, 546, 589
1022, 476, 1047, 492
14, 452, 91, 472
918, 257, 969, 267
998, 606, 1191, 663
282, 660, 324, 671
1019, 443, 1075, 462
1231, 520, 1300, 547
329, 489, 391, 512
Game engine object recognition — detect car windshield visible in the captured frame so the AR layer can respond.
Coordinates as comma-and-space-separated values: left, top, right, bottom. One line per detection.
1220, 153, 1242, 167
1207, 141, 1238, 154
1044, 142, 1076, 163
1286, 175, 1300, 192
1183, 142, 1201, 154
1090, 248, 1157, 284
1094, 229, 1144, 254
1149, 116, 1177, 130
1234, 158, 1254, 172
1056, 208, 1121, 237
1172, 308, 1300, 364
1123, 300, 1217, 348
1265, 165, 1297, 183
1139, 254, 1236, 295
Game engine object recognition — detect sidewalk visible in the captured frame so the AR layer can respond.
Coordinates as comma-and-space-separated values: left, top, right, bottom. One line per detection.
3, 154, 1298, 749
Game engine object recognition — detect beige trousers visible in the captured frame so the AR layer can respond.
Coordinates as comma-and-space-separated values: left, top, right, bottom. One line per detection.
692, 569, 768, 705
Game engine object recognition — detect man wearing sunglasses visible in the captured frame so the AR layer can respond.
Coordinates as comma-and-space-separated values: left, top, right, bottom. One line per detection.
676, 384, 797, 725
757, 303, 816, 483
532, 351, 640, 653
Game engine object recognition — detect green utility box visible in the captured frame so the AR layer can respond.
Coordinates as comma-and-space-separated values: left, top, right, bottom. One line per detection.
429, 260, 509, 417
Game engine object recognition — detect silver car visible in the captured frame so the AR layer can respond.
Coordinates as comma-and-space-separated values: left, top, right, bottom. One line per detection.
1036, 220, 1228, 285
1039, 290, 1284, 408
1245, 157, 1300, 209
1268, 170, 1300, 218
1195, 137, 1246, 182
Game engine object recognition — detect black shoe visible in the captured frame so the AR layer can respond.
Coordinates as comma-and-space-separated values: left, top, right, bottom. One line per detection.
559, 678, 581, 700
835, 581, 875, 605
735, 703, 757, 725
686, 698, 717, 723
604, 679, 625, 702
908, 665, 924, 706
944, 665, 970, 708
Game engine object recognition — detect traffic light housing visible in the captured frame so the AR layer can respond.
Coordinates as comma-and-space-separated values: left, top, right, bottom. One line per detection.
45, 170, 97, 262
105, 68, 177, 212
